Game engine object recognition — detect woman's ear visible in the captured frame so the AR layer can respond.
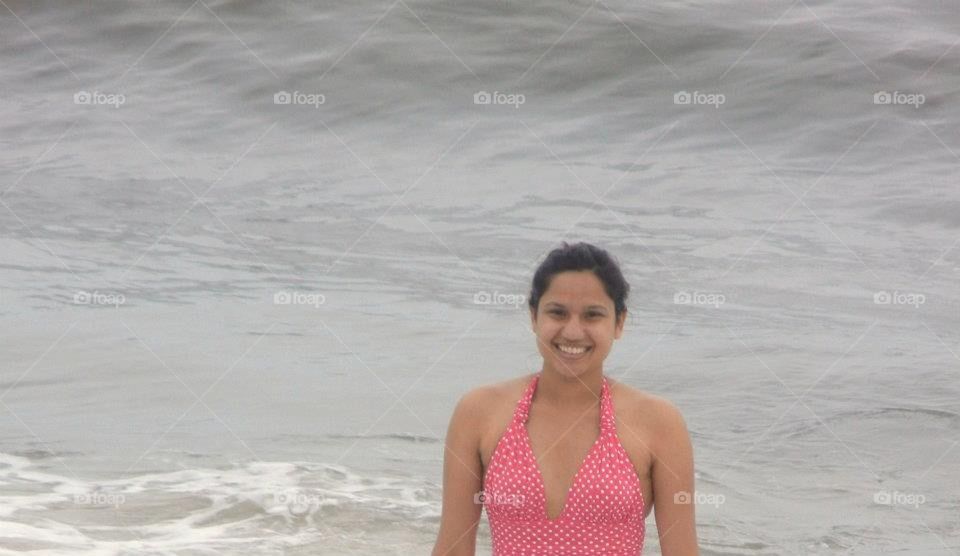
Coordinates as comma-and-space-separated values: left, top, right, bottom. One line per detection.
614, 310, 626, 339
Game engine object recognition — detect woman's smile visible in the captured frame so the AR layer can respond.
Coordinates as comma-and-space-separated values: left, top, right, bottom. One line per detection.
553, 342, 592, 359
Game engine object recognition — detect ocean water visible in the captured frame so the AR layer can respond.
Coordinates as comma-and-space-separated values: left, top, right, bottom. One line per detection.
1, 0, 959, 553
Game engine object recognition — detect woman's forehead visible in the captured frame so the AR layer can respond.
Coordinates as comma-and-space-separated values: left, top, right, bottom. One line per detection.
542, 273, 612, 307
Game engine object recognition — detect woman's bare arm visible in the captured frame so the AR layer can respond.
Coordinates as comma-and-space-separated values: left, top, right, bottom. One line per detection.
652, 400, 700, 555
432, 389, 485, 556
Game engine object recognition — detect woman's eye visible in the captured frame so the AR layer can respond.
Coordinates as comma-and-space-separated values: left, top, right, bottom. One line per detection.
548, 310, 603, 318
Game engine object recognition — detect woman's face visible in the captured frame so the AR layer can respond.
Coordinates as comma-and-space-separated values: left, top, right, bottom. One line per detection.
530, 270, 625, 379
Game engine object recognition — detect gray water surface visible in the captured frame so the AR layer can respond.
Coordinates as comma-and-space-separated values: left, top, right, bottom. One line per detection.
1, 0, 959, 553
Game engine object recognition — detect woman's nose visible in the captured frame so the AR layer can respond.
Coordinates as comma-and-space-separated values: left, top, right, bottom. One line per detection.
561, 316, 586, 337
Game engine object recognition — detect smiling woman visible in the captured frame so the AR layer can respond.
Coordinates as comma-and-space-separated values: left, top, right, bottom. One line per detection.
433, 242, 700, 556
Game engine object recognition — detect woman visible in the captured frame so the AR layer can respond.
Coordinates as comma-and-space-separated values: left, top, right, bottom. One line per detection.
433, 242, 699, 555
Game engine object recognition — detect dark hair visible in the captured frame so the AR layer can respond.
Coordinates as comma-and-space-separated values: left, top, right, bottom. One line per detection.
528, 241, 630, 322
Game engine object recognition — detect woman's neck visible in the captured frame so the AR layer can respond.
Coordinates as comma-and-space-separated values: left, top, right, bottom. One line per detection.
534, 367, 604, 408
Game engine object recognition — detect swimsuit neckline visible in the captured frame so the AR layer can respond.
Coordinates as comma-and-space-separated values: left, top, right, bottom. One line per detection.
517, 372, 612, 521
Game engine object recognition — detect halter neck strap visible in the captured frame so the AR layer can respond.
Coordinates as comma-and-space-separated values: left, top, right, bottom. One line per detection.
514, 373, 613, 433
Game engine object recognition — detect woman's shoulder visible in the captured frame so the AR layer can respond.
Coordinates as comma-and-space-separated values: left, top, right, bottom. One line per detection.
452, 374, 536, 453
606, 376, 691, 470
606, 376, 687, 426
458, 373, 536, 411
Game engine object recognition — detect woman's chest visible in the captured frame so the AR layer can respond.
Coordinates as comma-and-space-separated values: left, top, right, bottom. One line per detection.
481, 404, 655, 520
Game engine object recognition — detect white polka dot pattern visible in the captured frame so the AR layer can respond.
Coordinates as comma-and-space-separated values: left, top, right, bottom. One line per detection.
482, 373, 646, 555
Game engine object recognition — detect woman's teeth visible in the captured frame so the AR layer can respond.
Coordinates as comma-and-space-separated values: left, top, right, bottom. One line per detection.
556, 344, 590, 355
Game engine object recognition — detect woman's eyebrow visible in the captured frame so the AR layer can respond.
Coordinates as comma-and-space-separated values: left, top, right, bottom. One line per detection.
544, 302, 608, 311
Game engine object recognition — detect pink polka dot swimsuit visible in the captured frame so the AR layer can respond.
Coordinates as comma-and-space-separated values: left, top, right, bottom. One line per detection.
482, 372, 646, 555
